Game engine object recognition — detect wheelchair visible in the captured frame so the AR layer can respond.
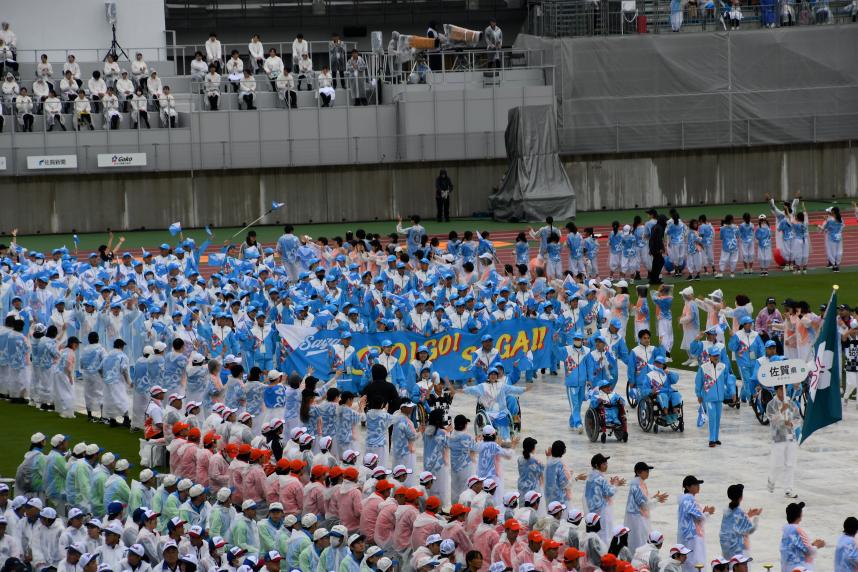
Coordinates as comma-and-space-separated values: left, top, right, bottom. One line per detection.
636, 391, 685, 433
626, 381, 639, 409
474, 398, 522, 439
584, 399, 629, 444
752, 384, 774, 425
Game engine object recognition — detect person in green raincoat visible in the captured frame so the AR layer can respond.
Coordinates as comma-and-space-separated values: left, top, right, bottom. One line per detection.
208, 487, 237, 540
227, 500, 261, 554
128, 469, 157, 516
161, 479, 192, 532
258, 502, 286, 554
15, 433, 47, 498
103, 459, 131, 508
90, 452, 116, 517
43, 434, 70, 512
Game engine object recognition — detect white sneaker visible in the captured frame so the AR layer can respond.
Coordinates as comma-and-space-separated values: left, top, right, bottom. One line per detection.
767, 479, 775, 493
577, 426, 584, 435
715, 273, 723, 278
730, 273, 735, 278
785, 490, 798, 499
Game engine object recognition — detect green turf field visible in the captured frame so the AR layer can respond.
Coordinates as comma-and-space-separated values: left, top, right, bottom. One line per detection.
3, 199, 848, 252
0, 268, 848, 482
0, 400, 145, 481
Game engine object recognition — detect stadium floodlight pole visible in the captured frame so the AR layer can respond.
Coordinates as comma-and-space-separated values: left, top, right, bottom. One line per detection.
230, 201, 286, 238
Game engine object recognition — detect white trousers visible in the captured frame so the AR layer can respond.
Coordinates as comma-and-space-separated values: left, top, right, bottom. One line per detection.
826, 238, 843, 265
719, 250, 738, 272
769, 440, 797, 491
844, 371, 858, 401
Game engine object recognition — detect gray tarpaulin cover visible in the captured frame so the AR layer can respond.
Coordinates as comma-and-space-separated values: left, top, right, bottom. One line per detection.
490, 105, 576, 221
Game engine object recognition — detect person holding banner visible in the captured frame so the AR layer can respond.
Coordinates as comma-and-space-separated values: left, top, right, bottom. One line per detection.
559, 331, 592, 433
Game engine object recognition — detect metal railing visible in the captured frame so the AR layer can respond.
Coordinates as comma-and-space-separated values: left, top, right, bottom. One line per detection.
536, 0, 858, 36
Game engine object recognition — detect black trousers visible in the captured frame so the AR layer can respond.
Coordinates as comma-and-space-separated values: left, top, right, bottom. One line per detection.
648, 252, 665, 284
436, 196, 450, 222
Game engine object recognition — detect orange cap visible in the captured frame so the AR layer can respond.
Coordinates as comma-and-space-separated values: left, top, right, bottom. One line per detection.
503, 518, 521, 531
203, 432, 221, 445
563, 548, 585, 561
328, 466, 343, 479
238, 444, 252, 455
425, 496, 441, 511
343, 467, 359, 481
449, 504, 471, 518
482, 506, 500, 520
172, 421, 188, 435
543, 540, 562, 550
394, 486, 409, 497
405, 488, 424, 502
276, 459, 291, 470
600, 554, 618, 567
187, 427, 201, 440
290, 459, 307, 472
311, 465, 329, 478
224, 443, 239, 458
375, 480, 395, 492
249, 448, 265, 461
527, 531, 544, 543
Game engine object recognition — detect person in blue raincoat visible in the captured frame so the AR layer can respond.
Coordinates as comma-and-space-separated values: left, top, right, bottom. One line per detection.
689, 326, 729, 367
626, 329, 665, 403
329, 331, 361, 394
694, 344, 734, 447
162, 339, 189, 393
588, 378, 627, 430
462, 367, 528, 443
584, 453, 625, 545
718, 483, 761, 561
585, 336, 618, 387
468, 334, 500, 385
728, 316, 765, 402
245, 314, 278, 372
638, 355, 681, 417
560, 332, 592, 431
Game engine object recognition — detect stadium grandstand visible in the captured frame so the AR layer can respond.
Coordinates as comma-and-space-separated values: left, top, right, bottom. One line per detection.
0, 0, 856, 232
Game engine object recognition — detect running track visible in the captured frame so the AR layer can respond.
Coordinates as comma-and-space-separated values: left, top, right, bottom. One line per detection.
116, 210, 857, 278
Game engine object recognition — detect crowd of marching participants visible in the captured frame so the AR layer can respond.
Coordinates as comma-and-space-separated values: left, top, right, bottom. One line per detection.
2, 206, 858, 571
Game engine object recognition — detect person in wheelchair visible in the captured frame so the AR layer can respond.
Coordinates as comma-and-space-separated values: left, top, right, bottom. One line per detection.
588, 379, 628, 433
626, 329, 666, 406
463, 367, 529, 444
641, 356, 682, 417
749, 340, 783, 423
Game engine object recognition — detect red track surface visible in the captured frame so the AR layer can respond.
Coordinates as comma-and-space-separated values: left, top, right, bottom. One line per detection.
117, 212, 856, 278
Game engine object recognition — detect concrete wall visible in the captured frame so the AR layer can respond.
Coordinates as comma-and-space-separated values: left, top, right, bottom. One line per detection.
3, 142, 856, 234
4, 0, 167, 61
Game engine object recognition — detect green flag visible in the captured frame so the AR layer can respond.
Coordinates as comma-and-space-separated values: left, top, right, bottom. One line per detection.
800, 288, 843, 444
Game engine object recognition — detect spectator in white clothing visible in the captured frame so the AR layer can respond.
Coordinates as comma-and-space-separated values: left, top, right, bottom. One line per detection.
63, 55, 82, 85
160, 85, 178, 128
130, 87, 150, 129
103, 86, 121, 130
225, 50, 244, 92
131, 52, 149, 90
1, 72, 18, 108
205, 32, 223, 73
297, 52, 313, 91
292, 33, 309, 72
0, 22, 17, 62
15, 87, 33, 132
74, 90, 94, 130
239, 69, 257, 110
87, 70, 107, 113
204, 64, 222, 111
32, 78, 49, 113
263, 48, 284, 91
147, 71, 164, 108
0, 40, 15, 78
191, 51, 208, 87
103, 54, 121, 88
249, 34, 265, 73
36, 54, 54, 88
116, 70, 135, 112
44, 90, 66, 131
317, 65, 334, 108
275, 69, 296, 109
60, 70, 78, 113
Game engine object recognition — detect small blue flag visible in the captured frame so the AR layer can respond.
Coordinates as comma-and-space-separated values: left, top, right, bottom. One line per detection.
205, 225, 213, 237
207, 252, 226, 267
168, 222, 182, 236
72, 234, 80, 246
696, 404, 707, 428
271, 201, 285, 211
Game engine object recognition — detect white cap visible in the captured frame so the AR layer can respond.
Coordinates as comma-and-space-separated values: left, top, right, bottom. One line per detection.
365, 546, 384, 559
426, 534, 443, 545
670, 544, 692, 556
467, 475, 484, 488
417, 557, 439, 569
39, 507, 57, 519
139, 469, 155, 482
319, 436, 333, 450
67, 542, 86, 554
439, 539, 456, 555
101, 452, 116, 466
189, 484, 205, 497
267, 369, 282, 381
341, 449, 358, 462
268, 502, 284, 512
483, 478, 498, 491
518, 564, 536, 572
50, 434, 67, 447
612, 525, 630, 537
31, 432, 46, 444
190, 352, 205, 365
68, 508, 85, 520
482, 425, 497, 436
154, 342, 167, 352
419, 471, 435, 484
72, 442, 88, 456
584, 512, 600, 526
115, 459, 130, 472
177, 478, 193, 491
162, 474, 178, 487
648, 530, 664, 544
363, 453, 379, 467
290, 427, 307, 439
216, 487, 232, 502
143, 345, 154, 357
566, 508, 584, 522
502, 491, 520, 506
347, 533, 365, 546
127, 544, 146, 557
25, 498, 43, 509
241, 499, 257, 511
301, 513, 318, 528
523, 490, 541, 505
547, 501, 566, 515
377, 557, 394, 572
313, 528, 329, 541
103, 520, 124, 536
283, 514, 298, 527
161, 540, 179, 553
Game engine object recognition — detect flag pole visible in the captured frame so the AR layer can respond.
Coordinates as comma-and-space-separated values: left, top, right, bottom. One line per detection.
231, 204, 283, 239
